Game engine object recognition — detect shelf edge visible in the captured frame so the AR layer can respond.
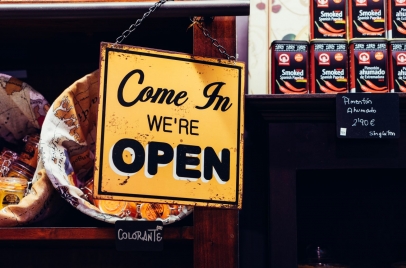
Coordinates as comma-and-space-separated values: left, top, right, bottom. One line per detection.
0, 226, 194, 240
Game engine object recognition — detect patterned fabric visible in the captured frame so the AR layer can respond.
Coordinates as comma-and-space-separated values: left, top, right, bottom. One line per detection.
41, 70, 193, 224
0, 74, 59, 226
0, 169, 65, 226
0, 74, 49, 143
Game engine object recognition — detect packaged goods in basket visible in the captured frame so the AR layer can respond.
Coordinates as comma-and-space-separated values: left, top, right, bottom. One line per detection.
0, 73, 63, 226
40, 70, 193, 225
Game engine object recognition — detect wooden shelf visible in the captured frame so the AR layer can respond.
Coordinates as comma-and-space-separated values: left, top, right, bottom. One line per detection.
0, 226, 193, 240
246, 93, 406, 122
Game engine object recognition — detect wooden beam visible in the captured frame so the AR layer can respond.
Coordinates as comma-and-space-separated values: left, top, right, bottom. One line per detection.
193, 16, 239, 268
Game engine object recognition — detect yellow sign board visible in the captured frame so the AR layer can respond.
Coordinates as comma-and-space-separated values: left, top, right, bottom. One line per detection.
94, 42, 244, 208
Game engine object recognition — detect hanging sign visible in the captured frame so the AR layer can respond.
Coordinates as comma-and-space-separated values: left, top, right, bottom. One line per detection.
336, 93, 400, 139
94, 42, 244, 209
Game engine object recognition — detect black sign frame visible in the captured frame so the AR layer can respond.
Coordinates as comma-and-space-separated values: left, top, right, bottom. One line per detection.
336, 93, 400, 139
115, 220, 164, 251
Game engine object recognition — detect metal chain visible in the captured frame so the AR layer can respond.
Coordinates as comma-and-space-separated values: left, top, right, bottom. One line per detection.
190, 17, 236, 62
113, 4, 235, 63
115, 0, 168, 45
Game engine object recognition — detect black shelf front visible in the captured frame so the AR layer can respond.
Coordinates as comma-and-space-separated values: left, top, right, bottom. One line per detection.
245, 93, 406, 122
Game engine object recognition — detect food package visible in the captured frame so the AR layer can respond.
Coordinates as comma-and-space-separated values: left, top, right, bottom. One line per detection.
0, 73, 63, 226
40, 70, 193, 225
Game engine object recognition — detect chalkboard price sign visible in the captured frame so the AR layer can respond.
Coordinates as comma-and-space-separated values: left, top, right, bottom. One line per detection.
336, 93, 400, 139
115, 220, 163, 251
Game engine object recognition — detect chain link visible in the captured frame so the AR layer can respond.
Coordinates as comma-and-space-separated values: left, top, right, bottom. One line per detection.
190, 17, 236, 62
115, 0, 168, 45
113, 4, 236, 63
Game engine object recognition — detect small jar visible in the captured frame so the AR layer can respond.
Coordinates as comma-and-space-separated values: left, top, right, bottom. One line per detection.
0, 149, 18, 176
94, 199, 136, 218
127, 202, 138, 218
139, 203, 170, 221
169, 204, 184, 216
19, 133, 40, 169
0, 177, 28, 209
81, 179, 138, 218
6, 160, 35, 182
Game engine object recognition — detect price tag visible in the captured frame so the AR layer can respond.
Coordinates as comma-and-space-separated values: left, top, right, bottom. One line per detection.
115, 221, 163, 251
336, 93, 400, 139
